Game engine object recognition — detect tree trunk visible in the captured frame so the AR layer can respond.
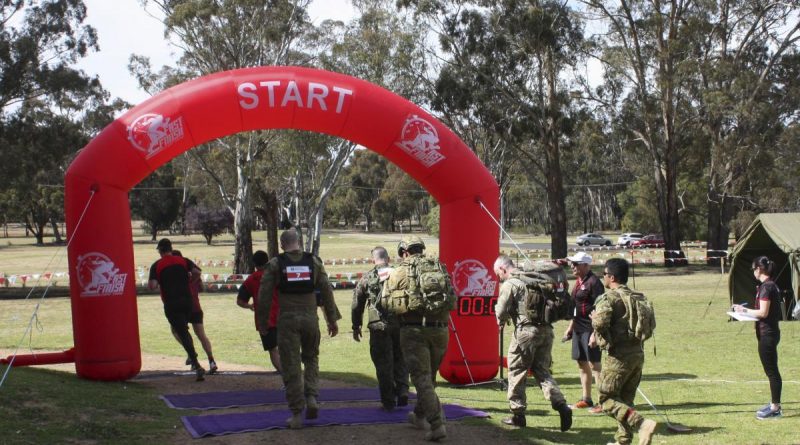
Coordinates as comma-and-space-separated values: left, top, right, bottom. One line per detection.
265, 189, 280, 259
50, 219, 63, 244
543, 52, 568, 260
233, 170, 253, 274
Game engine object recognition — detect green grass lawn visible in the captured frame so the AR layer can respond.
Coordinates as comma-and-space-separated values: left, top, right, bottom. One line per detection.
1, 230, 798, 444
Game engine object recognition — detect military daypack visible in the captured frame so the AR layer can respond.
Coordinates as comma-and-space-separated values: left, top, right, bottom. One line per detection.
366, 266, 393, 323
619, 289, 656, 342
383, 256, 456, 317
513, 262, 573, 324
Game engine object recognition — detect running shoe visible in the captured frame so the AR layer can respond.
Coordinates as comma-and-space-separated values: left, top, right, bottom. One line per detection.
756, 404, 772, 416
208, 360, 218, 374
573, 399, 594, 409
756, 407, 782, 420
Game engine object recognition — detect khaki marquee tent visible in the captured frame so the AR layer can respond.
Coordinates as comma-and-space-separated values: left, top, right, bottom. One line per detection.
729, 213, 800, 320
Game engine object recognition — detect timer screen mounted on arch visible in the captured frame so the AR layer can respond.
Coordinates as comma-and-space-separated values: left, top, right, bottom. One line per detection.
457, 295, 498, 316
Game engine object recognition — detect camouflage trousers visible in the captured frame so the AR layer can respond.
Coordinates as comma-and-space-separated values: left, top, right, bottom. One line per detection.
277, 311, 321, 414
507, 324, 566, 414
369, 321, 409, 408
400, 325, 449, 430
598, 353, 645, 445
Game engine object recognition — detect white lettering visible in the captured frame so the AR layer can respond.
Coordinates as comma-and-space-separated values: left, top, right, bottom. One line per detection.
281, 80, 304, 108
333, 86, 353, 113
237, 82, 258, 109
259, 80, 281, 107
306, 82, 329, 111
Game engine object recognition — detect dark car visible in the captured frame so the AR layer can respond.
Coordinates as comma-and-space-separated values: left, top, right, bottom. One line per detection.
630, 234, 665, 248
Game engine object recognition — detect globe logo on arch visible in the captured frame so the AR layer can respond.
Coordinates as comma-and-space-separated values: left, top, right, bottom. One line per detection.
127, 113, 185, 158
76, 252, 128, 297
395, 114, 446, 167
452, 259, 496, 297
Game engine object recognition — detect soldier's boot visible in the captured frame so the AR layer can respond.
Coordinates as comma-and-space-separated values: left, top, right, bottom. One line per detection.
425, 424, 447, 442
305, 395, 319, 420
286, 412, 303, 429
636, 419, 657, 445
553, 401, 573, 432
501, 412, 526, 428
397, 393, 409, 407
407, 411, 430, 430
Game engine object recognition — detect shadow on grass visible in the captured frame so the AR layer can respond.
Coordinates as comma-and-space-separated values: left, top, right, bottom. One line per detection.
641, 372, 698, 381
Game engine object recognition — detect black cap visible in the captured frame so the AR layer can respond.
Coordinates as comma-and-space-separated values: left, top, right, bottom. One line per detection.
157, 238, 172, 253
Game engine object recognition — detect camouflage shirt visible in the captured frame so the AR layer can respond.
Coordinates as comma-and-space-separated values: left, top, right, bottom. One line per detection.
495, 276, 534, 328
591, 284, 642, 355
256, 249, 341, 330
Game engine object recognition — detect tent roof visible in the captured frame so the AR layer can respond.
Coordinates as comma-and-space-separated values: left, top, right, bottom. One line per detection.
731, 213, 800, 256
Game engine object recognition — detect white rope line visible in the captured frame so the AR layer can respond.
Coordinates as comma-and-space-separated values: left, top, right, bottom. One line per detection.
0, 189, 96, 390
642, 377, 800, 385
477, 200, 532, 265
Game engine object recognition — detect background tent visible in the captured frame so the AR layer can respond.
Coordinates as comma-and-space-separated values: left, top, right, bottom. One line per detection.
729, 213, 800, 320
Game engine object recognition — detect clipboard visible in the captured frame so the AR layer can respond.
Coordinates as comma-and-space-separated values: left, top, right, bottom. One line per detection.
727, 311, 759, 321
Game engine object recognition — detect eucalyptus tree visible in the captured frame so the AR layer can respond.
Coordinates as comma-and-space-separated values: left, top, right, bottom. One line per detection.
139, 0, 314, 272
580, 0, 707, 259
401, 0, 586, 258
0, 0, 119, 243
688, 0, 800, 256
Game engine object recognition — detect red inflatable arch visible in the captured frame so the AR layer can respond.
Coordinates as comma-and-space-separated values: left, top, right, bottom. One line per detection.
59, 67, 499, 382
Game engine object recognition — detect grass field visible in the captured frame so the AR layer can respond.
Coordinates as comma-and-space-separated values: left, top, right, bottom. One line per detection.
1, 230, 798, 444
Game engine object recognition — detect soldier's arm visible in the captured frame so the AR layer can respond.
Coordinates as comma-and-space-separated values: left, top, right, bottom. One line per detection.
591, 293, 613, 338
351, 276, 368, 330
494, 282, 514, 326
314, 259, 342, 326
256, 261, 277, 333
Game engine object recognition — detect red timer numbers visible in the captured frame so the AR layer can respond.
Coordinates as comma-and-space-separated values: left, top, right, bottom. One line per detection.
457, 296, 498, 316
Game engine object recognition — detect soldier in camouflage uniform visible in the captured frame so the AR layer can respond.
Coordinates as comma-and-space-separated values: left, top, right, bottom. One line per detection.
382, 236, 451, 442
351, 246, 409, 411
493, 255, 573, 431
256, 229, 341, 429
590, 258, 657, 445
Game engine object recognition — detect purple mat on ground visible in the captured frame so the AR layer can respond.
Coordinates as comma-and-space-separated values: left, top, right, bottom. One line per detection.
182, 404, 490, 438
160, 387, 415, 410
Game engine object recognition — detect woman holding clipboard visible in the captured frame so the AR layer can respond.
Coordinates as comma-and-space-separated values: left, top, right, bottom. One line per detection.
732, 256, 782, 419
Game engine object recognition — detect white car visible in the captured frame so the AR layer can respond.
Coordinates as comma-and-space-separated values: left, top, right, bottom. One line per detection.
617, 232, 643, 247
575, 233, 612, 246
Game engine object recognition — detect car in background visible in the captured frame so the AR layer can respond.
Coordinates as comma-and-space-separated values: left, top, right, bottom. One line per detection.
630, 234, 665, 248
617, 232, 643, 247
575, 233, 612, 246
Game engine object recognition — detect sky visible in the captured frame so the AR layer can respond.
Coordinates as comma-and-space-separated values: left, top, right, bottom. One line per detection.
76, 0, 355, 105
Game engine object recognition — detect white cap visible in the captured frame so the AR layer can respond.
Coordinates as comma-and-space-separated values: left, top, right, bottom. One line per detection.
566, 252, 592, 264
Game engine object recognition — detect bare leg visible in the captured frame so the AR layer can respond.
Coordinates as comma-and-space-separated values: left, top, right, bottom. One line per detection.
190, 323, 215, 362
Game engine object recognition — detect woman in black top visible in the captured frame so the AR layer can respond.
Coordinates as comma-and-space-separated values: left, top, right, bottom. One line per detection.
733, 256, 782, 419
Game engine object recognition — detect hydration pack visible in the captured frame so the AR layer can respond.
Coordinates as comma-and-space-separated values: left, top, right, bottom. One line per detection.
620, 290, 656, 342
513, 262, 573, 324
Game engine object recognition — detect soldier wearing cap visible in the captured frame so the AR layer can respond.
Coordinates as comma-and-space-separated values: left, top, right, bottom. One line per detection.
563, 251, 605, 412
256, 229, 341, 429
382, 235, 453, 442
493, 254, 573, 431
351, 246, 409, 411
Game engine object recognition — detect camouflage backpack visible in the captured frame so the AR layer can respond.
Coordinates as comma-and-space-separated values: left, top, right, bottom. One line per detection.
383, 256, 456, 317
513, 262, 573, 324
366, 266, 393, 323
619, 289, 656, 342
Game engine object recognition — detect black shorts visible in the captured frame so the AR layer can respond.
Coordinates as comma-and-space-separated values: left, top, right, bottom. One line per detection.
188, 310, 204, 325
572, 331, 602, 363
260, 328, 278, 351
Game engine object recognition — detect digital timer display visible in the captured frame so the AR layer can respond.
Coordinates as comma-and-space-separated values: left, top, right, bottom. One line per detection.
457, 295, 498, 316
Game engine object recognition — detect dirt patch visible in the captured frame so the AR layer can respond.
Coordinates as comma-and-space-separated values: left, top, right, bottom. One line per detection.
2, 350, 517, 445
